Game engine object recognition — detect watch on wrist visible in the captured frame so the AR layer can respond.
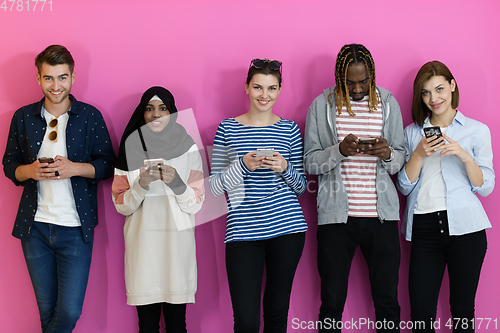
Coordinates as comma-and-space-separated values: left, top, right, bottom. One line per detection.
384, 147, 395, 162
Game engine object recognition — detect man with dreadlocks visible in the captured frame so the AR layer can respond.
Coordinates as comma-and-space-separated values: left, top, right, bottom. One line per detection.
304, 44, 405, 332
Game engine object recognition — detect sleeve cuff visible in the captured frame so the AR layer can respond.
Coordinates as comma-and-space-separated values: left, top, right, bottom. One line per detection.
239, 157, 251, 175
133, 178, 150, 194
174, 185, 191, 200
471, 179, 487, 193
281, 160, 293, 177
166, 171, 187, 195
399, 168, 417, 186
334, 144, 347, 161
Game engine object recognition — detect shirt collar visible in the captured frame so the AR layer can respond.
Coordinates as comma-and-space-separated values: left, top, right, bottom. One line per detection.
453, 110, 466, 126
33, 94, 78, 117
41, 105, 70, 121
422, 109, 465, 128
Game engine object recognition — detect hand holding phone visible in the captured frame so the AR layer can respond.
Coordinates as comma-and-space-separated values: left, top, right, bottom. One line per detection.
140, 159, 167, 189
423, 126, 444, 147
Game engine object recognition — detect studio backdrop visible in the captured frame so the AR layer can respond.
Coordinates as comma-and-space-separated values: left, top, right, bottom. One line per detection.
0, 0, 498, 332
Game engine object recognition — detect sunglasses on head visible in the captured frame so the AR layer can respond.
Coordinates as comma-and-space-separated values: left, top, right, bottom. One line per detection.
48, 118, 58, 142
250, 58, 282, 72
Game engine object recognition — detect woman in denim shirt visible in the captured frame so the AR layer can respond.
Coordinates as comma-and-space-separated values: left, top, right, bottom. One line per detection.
398, 61, 494, 332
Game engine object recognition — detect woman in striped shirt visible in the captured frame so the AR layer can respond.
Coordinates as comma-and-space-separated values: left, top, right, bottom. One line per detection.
209, 59, 307, 333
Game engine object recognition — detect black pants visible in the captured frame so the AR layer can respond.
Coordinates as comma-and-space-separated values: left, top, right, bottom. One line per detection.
409, 211, 487, 333
317, 217, 401, 332
225, 232, 306, 333
136, 303, 187, 333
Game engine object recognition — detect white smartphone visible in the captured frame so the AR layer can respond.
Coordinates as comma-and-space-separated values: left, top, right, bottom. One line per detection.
256, 148, 274, 157
144, 158, 167, 169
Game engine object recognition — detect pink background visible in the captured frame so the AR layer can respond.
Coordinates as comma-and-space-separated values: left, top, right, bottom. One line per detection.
1, 0, 499, 332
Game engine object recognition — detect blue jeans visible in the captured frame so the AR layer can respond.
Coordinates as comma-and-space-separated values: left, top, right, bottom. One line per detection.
21, 221, 93, 333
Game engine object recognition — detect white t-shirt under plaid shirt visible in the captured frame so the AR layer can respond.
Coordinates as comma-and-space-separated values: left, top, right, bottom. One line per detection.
336, 94, 382, 217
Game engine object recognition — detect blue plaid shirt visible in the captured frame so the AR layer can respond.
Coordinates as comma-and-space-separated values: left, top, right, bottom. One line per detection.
3, 95, 115, 242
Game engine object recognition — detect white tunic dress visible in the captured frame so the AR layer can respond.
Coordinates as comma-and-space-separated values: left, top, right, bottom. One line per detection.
112, 144, 204, 305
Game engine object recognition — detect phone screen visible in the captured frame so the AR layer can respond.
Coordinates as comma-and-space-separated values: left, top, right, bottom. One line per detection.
423, 126, 442, 138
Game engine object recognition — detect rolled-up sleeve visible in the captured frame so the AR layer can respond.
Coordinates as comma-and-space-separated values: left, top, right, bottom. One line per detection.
471, 125, 495, 196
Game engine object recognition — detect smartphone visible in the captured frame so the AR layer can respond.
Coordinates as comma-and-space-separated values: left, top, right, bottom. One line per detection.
256, 148, 274, 157
144, 158, 167, 169
38, 157, 54, 164
358, 137, 377, 145
423, 126, 442, 138
423, 126, 444, 147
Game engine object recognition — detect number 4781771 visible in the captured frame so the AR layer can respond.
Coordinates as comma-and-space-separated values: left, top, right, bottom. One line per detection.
1, 0, 53, 11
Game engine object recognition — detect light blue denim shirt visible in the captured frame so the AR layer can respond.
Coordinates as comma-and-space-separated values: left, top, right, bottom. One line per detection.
398, 111, 494, 241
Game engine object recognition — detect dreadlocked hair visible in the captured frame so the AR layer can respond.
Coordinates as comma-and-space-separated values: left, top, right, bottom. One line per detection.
327, 44, 380, 116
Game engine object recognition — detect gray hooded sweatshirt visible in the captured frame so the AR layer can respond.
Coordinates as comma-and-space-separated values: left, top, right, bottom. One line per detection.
304, 86, 405, 225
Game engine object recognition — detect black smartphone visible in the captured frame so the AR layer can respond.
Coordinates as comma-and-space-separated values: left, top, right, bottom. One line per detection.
423, 126, 443, 147
423, 126, 442, 138
38, 157, 54, 164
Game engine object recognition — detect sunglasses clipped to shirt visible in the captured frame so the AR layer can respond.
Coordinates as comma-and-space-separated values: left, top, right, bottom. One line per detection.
48, 118, 58, 142
250, 58, 282, 73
